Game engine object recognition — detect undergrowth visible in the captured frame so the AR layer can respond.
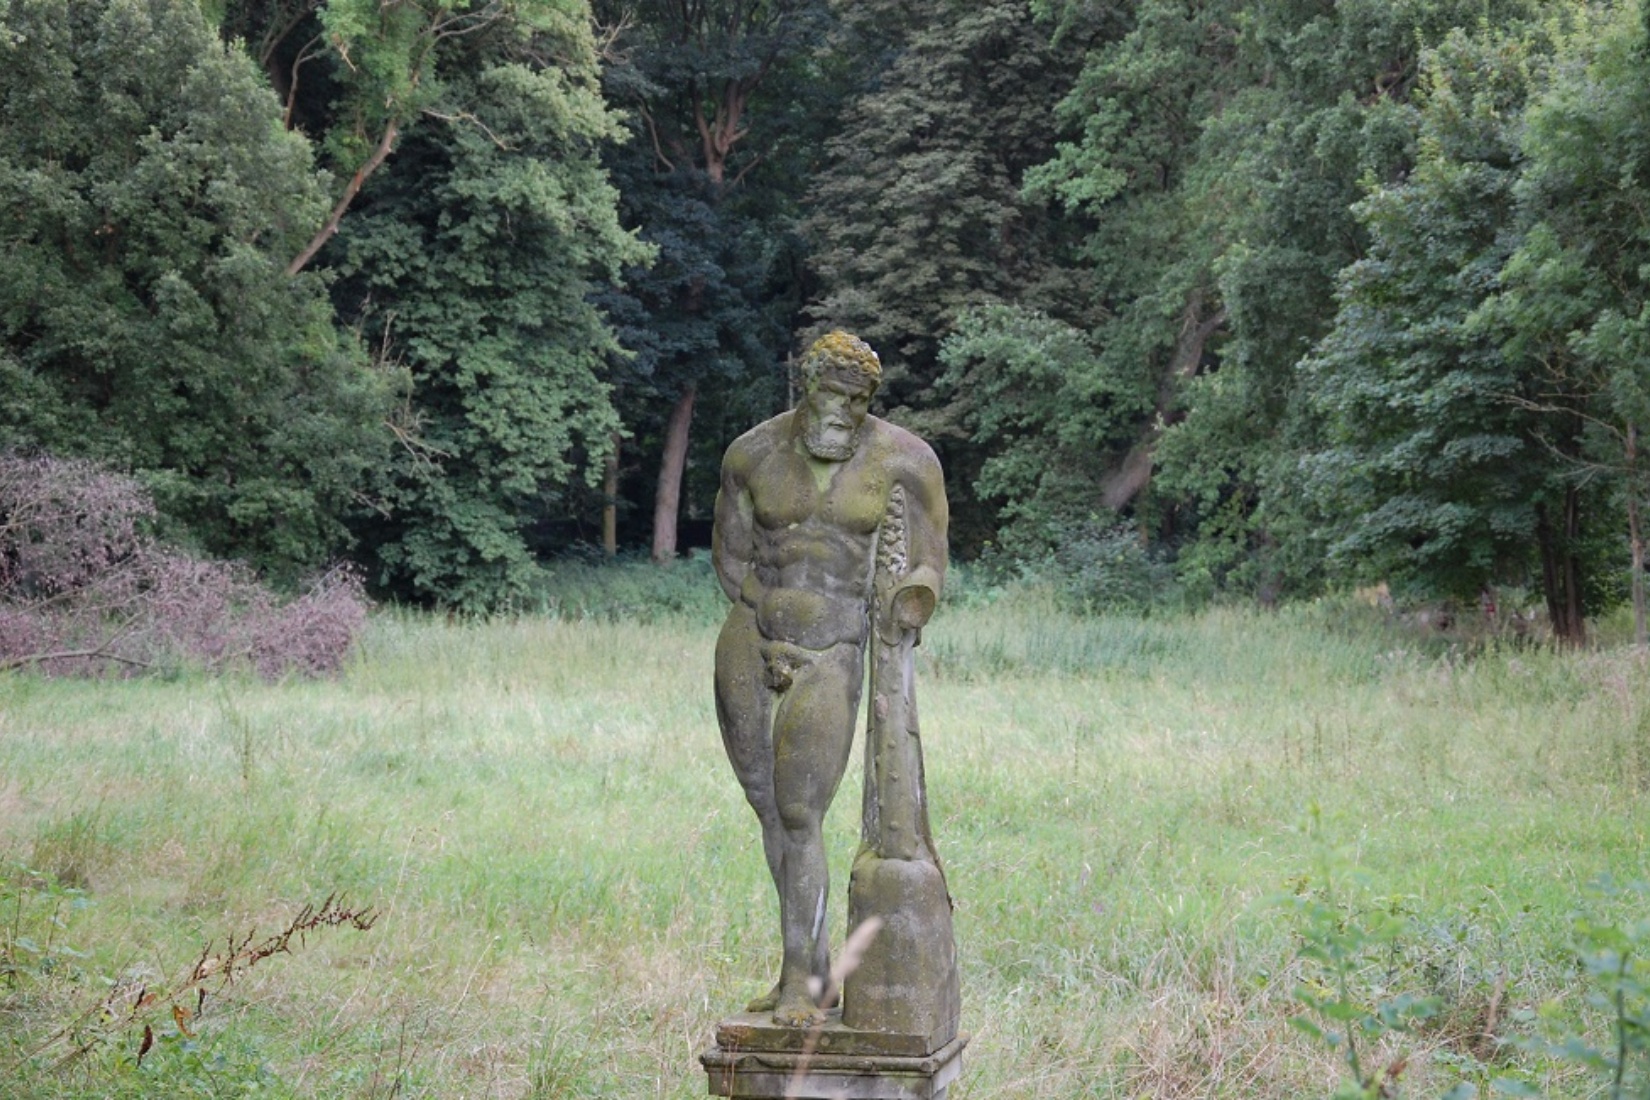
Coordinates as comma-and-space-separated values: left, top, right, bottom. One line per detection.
5, 593, 1650, 1096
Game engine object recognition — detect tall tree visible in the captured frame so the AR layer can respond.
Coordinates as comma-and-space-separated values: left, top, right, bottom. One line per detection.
1472, 0, 1650, 643
803, 0, 1095, 550
0, 0, 387, 578
592, 0, 833, 562
805, 0, 1092, 415
996, 0, 1548, 598
326, 7, 650, 608
1302, 24, 1554, 609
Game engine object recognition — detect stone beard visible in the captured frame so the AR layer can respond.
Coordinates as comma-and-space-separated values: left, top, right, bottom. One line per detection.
802, 413, 862, 461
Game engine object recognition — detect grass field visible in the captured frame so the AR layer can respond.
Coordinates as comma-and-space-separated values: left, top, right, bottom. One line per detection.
4, 589, 1650, 1098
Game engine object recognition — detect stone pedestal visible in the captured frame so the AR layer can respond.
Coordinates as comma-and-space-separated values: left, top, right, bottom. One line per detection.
700, 1012, 966, 1100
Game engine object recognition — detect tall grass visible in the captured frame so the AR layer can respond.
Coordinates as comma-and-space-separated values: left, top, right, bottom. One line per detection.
2, 589, 1648, 1097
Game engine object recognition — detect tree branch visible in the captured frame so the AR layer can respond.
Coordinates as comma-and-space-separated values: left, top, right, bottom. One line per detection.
638, 104, 677, 173
283, 33, 325, 131
2, 647, 152, 673
728, 151, 763, 187
424, 108, 513, 150
257, 1, 322, 69
286, 119, 400, 276
431, 1, 509, 42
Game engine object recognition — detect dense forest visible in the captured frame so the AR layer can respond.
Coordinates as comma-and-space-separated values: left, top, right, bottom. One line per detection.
3, 0, 1649, 639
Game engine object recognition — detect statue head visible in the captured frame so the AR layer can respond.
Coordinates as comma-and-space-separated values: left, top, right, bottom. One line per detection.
798, 331, 880, 462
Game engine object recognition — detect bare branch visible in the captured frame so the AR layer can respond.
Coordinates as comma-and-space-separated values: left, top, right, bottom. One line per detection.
0, 647, 152, 673
283, 33, 326, 131
256, 0, 323, 70
1494, 390, 1624, 442
728, 151, 763, 188
431, 1, 509, 42
26, 895, 378, 1073
423, 107, 513, 150
638, 104, 677, 173
287, 119, 400, 276
592, 9, 635, 62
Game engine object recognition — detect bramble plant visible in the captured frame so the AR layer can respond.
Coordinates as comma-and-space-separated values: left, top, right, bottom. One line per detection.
1285, 809, 1443, 1099
6, 881, 376, 1097
0, 452, 368, 678
1513, 878, 1650, 1100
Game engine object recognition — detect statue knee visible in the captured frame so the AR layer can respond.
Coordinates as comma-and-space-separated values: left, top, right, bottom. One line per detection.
776, 800, 823, 840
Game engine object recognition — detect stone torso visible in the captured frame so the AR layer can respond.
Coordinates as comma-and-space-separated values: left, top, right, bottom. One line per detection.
742, 419, 897, 650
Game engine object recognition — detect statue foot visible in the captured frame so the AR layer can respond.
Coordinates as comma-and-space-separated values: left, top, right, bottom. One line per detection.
744, 981, 780, 1013
772, 994, 826, 1029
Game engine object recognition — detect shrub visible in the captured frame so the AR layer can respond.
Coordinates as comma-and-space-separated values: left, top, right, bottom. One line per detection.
531, 549, 725, 624
0, 452, 367, 678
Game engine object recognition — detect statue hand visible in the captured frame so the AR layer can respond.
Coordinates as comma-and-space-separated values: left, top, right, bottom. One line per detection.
880, 581, 936, 641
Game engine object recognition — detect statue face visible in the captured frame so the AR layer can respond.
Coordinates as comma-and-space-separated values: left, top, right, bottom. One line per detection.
801, 369, 875, 461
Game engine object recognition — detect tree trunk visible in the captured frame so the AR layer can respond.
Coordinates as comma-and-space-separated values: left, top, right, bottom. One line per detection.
651, 383, 696, 564
603, 432, 621, 559
1536, 491, 1587, 646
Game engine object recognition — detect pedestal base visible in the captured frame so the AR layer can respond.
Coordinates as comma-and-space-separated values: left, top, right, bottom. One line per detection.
700, 1013, 966, 1100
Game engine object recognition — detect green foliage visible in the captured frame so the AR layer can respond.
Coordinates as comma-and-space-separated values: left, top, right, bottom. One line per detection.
531, 550, 725, 623
1, 862, 91, 991
1016, 0, 1558, 603
1539, 878, 1650, 1098
590, 0, 835, 552
939, 305, 1151, 559
1288, 857, 1650, 1100
331, 12, 649, 608
1302, 24, 1551, 601
803, 0, 1093, 548
1301, 1, 1650, 632
592, 137, 791, 478
805, 0, 1090, 401
1476, 1, 1650, 628
0, 0, 388, 578
1285, 812, 1444, 1099
217, 1, 594, 264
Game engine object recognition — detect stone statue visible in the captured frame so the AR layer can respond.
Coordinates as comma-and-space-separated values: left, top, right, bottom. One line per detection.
711, 331, 955, 1039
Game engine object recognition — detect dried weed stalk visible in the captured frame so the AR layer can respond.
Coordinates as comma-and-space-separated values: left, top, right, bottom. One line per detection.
20, 894, 377, 1071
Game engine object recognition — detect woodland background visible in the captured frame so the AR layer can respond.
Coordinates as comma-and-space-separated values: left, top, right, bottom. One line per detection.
5, 0, 1650, 637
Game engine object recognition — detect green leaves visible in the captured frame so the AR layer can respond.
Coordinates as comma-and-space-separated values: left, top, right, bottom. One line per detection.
0, 0, 388, 578
1298, 19, 1576, 603
330, 15, 646, 607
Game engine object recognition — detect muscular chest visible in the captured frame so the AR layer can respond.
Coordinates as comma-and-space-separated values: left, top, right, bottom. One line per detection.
747, 450, 889, 536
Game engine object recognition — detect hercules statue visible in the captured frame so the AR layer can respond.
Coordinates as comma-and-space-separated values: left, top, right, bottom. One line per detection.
712, 331, 948, 1029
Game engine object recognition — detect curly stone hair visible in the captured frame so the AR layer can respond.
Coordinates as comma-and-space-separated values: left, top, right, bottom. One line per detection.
798, 331, 881, 389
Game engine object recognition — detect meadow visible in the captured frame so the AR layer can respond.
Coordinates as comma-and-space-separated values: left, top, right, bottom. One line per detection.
4, 579, 1650, 1098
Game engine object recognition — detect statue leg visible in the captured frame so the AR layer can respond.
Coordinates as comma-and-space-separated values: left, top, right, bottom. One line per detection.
713, 605, 785, 1010
767, 640, 863, 1027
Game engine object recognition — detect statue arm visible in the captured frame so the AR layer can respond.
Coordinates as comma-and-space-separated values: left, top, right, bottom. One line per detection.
889, 447, 949, 632
712, 444, 757, 605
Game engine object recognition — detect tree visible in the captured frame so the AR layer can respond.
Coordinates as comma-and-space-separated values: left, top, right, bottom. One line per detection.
1302, 25, 1553, 609
592, 0, 833, 562
1473, 1, 1650, 643
801, 0, 1094, 551
805, 0, 1092, 416
213, 0, 570, 274
999, 0, 1549, 600
0, 0, 387, 578
327, 10, 651, 608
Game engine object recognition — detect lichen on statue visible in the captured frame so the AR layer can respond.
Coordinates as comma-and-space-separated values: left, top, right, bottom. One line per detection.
798, 330, 882, 389
710, 329, 953, 1035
